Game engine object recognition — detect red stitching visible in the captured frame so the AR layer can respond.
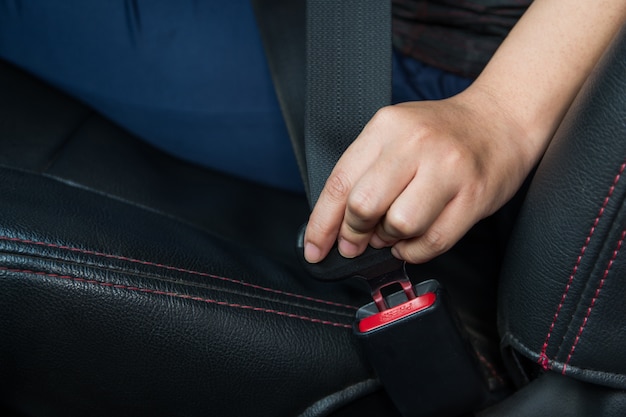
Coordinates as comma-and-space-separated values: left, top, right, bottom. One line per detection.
0, 266, 352, 329
538, 161, 626, 370
562, 229, 626, 374
0, 235, 357, 311
475, 350, 505, 386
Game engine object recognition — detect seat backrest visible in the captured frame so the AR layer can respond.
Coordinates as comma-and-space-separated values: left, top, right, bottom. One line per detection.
498, 24, 626, 389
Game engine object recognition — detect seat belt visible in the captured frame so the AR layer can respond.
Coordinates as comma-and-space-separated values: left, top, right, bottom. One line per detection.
253, 1, 489, 415
252, 0, 391, 206
254, 0, 400, 287
303, 0, 392, 205
253, 0, 402, 281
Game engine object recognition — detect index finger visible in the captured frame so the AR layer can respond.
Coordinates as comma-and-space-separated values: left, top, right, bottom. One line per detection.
303, 168, 352, 263
304, 140, 380, 262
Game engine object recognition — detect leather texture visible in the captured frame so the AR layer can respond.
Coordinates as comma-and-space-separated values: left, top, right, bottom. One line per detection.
498, 25, 626, 389
0, 59, 381, 417
479, 372, 626, 417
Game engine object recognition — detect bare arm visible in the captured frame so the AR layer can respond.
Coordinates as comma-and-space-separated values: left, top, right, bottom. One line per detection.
304, 0, 626, 264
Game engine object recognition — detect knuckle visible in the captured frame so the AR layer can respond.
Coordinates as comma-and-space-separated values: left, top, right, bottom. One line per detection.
324, 170, 351, 202
385, 210, 418, 238
422, 228, 451, 256
392, 244, 422, 264
445, 146, 465, 165
346, 188, 378, 221
442, 143, 483, 177
394, 229, 452, 264
370, 105, 396, 125
440, 144, 470, 171
369, 105, 405, 133
306, 218, 332, 240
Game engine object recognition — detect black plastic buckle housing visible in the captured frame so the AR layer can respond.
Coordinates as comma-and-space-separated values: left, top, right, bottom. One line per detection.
354, 280, 488, 417
297, 226, 488, 416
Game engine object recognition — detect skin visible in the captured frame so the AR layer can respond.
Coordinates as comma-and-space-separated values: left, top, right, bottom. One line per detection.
304, 0, 626, 265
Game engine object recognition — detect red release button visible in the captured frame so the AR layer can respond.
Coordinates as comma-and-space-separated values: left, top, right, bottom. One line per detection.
358, 292, 437, 333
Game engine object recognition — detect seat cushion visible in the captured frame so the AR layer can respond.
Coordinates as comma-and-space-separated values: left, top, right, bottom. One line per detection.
0, 59, 385, 417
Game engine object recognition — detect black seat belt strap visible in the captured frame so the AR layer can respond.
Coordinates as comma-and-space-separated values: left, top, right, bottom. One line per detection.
255, 0, 398, 283
252, 0, 391, 205
304, 0, 391, 205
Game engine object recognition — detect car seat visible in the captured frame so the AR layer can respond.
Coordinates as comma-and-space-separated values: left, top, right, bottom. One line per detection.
0, 13, 624, 417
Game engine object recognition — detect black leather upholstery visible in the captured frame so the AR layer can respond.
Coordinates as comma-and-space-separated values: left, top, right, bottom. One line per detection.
498, 25, 626, 389
479, 372, 626, 417
0, 59, 385, 417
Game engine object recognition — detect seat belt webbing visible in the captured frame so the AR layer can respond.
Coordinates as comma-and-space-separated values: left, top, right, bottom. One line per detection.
252, 0, 391, 206
304, 0, 391, 205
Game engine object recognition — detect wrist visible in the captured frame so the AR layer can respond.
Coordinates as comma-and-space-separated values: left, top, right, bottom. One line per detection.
454, 83, 550, 172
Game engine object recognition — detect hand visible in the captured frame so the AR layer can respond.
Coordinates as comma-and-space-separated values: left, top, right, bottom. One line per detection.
304, 0, 626, 265
303, 91, 537, 264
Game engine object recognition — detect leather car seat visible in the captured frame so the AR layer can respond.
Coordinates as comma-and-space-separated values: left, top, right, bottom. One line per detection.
0, 57, 387, 417
0, 16, 624, 417
479, 23, 626, 417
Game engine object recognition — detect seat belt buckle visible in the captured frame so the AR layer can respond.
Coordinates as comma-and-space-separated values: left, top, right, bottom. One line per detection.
297, 226, 489, 416
354, 279, 489, 417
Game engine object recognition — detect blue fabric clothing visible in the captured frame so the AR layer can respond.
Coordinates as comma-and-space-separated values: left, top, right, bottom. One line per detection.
0, 0, 304, 192
392, 49, 473, 103
0, 0, 473, 192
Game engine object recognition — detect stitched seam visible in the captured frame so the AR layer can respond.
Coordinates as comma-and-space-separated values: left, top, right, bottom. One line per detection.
475, 350, 505, 386
505, 331, 626, 384
0, 236, 357, 311
538, 161, 626, 370
0, 251, 355, 319
0, 266, 352, 329
562, 229, 626, 374
503, 331, 626, 389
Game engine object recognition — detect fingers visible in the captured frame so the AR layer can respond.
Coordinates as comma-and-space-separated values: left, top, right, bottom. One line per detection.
303, 167, 354, 263
306, 147, 460, 262
303, 100, 500, 265
372, 163, 458, 245
336, 146, 418, 258
303, 134, 379, 263
304, 108, 410, 262
391, 194, 479, 263
368, 162, 477, 264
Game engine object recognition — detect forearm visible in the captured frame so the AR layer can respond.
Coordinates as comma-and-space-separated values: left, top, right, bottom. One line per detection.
463, 0, 626, 165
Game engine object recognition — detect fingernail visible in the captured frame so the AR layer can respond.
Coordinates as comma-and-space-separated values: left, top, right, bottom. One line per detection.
390, 246, 402, 260
304, 242, 322, 263
338, 237, 359, 258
